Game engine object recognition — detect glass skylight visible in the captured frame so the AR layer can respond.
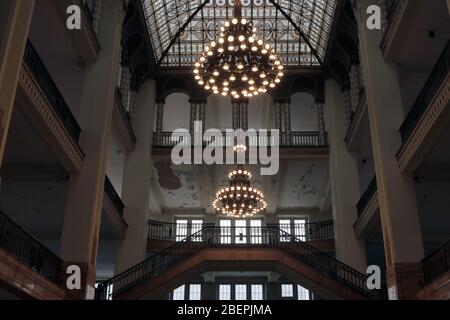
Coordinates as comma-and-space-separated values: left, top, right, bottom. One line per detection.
141, 0, 337, 67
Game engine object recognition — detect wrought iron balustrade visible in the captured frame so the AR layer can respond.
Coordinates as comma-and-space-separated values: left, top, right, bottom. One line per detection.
23, 40, 81, 143
153, 131, 327, 148
104, 175, 125, 218
0, 210, 62, 283
148, 220, 334, 243
356, 176, 377, 219
399, 41, 450, 144
422, 240, 450, 285
97, 225, 382, 300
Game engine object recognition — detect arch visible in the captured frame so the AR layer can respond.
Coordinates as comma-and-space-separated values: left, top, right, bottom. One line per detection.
330, 60, 349, 87
161, 77, 192, 100
289, 76, 318, 99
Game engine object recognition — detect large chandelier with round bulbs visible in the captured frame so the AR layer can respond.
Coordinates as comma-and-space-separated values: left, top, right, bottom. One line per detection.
193, 0, 284, 99
213, 144, 267, 218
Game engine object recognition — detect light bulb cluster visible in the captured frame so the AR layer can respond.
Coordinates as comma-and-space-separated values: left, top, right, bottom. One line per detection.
194, 17, 284, 99
213, 168, 267, 218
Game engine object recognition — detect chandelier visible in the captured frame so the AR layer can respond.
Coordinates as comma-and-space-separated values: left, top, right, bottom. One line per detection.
193, 0, 284, 99
212, 146, 267, 218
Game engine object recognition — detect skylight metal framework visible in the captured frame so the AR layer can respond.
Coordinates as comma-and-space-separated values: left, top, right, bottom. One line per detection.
141, 0, 337, 67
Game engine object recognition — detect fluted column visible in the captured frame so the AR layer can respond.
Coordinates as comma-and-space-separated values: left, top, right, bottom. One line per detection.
343, 87, 353, 128
155, 99, 165, 144
115, 79, 156, 273
119, 65, 131, 111
378, 0, 389, 33
274, 100, 282, 131
59, 0, 123, 299
355, 0, 424, 299
316, 100, 326, 146
232, 99, 248, 130
189, 99, 197, 134
0, 0, 35, 167
91, 0, 103, 35
199, 100, 206, 132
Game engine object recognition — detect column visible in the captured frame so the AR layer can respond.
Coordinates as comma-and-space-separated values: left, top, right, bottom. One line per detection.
316, 99, 326, 146
128, 89, 137, 126
0, 0, 35, 166
199, 100, 206, 132
241, 101, 248, 131
325, 79, 367, 273
155, 99, 165, 144
59, 1, 123, 299
91, 0, 103, 35
349, 60, 361, 111
232, 99, 248, 130
115, 80, 156, 272
232, 99, 239, 129
343, 86, 353, 128
189, 99, 197, 134
284, 100, 291, 145
378, 0, 389, 33
274, 100, 282, 131
355, 0, 424, 299
119, 65, 131, 111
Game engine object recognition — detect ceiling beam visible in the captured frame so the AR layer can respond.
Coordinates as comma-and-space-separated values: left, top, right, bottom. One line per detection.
267, 0, 324, 66
157, 0, 210, 66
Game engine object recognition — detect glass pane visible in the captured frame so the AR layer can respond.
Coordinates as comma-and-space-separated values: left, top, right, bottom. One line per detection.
220, 220, 231, 244
219, 285, 231, 300
279, 220, 291, 242
176, 220, 188, 242
235, 284, 247, 300
235, 220, 247, 244
250, 220, 262, 244
281, 284, 294, 298
251, 284, 263, 300
298, 285, 310, 301
189, 284, 202, 300
191, 220, 203, 242
294, 219, 306, 242
172, 285, 185, 300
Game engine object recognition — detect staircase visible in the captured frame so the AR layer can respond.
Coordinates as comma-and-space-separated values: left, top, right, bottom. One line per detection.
96, 226, 386, 300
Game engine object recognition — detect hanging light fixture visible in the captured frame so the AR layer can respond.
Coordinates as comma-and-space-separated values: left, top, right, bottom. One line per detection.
193, 0, 284, 99
212, 145, 267, 218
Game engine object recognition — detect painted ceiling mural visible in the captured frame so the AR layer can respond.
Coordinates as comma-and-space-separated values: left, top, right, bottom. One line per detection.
141, 0, 338, 67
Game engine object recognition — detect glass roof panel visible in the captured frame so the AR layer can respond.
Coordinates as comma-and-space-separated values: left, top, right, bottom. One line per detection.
141, 0, 337, 67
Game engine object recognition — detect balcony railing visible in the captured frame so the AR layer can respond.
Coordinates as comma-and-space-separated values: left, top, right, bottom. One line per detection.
422, 240, 450, 285
23, 41, 81, 143
0, 210, 62, 283
104, 176, 125, 218
153, 131, 327, 148
399, 41, 450, 144
148, 220, 334, 243
356, 176, 377, 219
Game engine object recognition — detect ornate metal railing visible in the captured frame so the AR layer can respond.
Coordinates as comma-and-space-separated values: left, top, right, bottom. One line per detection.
104, 175, 125, 218
0, 210, 62, 283
153, 131, 327, 148
98, 226, 384, 300
399, 41, 450, 144
148, 220, 334, 243
356, 176, 378, 219
23, 40, 81, 143
422, 240, 450, 285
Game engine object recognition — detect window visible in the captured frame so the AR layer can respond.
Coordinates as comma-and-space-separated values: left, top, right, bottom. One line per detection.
220, 220, 232, 244
220, 219, 263, 244
176, 220, 188, 242
279, 220, 292, 242
235, 285, 247, 300
189, 284, 202, 300
279, 219, 308, 242
235, 220, 247, 244
191, 220, 203, 242
251, 285, 263, 300
281, 284, 294, 298
250, 220, 262, 244
175, 219, 203, 242
219, 285, 231, 300
172, 285, 185, 300
298, 285, 310, 301
294, 220, 306, 242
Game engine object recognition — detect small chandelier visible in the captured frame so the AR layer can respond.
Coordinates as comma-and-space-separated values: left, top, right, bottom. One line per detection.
193, 0, 284, 99
212, 146, 267, 218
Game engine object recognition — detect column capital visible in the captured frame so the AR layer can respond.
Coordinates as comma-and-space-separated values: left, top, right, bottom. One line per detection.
273, 97, 291, 104
231, 97, 249, 104
189, 98, 207, 105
